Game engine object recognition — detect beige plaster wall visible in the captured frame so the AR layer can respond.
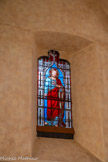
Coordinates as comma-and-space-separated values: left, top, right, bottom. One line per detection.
0, 0, 108, 43
70, 44, 105, 161
96, 43, 108, 161
31, 39, 38, 155
0, 25, 36, 156
0, 0, 108, 161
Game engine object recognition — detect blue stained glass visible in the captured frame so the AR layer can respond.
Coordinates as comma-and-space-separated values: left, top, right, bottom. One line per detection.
44, 63, 65, 125
38, 50, 72, 128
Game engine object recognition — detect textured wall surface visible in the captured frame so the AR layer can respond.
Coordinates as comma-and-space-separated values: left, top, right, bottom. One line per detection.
0, 0, 108, 43
97, 43, 108, 161
33, 137, 102, 162
0, 25, 35, 156
70, 44, 105, 161
0, 0, 108, 161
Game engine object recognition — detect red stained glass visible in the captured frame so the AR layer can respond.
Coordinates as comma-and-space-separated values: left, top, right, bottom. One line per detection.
37, 50, 73, 129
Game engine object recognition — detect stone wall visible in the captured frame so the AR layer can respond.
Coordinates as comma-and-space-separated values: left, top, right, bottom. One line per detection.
70, 44, 105, 161
97, 43, 108, 161
0, 25, 35, 156
0, 0, 108, 161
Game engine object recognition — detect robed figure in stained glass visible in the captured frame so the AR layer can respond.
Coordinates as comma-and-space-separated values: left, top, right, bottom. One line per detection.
44, 68, 66, 127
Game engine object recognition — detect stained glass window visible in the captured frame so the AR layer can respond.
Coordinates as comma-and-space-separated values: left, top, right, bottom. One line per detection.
37, 50, 74, 138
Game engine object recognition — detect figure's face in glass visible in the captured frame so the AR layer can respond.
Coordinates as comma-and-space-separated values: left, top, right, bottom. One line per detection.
52, 70, 57, 77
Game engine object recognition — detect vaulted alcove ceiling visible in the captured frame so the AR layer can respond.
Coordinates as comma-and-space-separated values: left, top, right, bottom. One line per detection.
35, 31, 93, 55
